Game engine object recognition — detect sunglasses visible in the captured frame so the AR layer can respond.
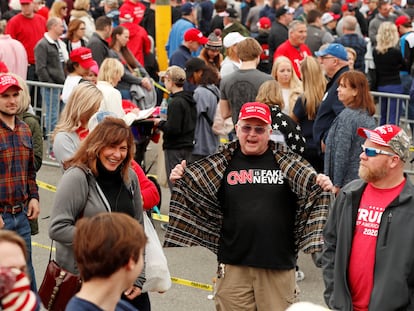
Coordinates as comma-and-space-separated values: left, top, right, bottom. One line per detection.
361, 145, 396, 157
240, 125, 267, 135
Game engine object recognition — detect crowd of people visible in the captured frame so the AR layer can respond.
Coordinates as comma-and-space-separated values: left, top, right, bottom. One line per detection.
1, 0, 414, 309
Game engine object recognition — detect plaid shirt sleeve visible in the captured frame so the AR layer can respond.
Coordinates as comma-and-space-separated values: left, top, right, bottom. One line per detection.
0, 119, 39, 205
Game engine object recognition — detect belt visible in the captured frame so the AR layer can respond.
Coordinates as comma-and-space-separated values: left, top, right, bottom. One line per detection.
0, 202, 25, 214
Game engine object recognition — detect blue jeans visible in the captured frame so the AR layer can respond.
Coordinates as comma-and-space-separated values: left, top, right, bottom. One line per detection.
42, 87, 62, 135
378, 84, 404, 125
2, 206, 37, 292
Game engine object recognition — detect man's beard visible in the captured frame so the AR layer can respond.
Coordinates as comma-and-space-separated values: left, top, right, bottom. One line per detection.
0, 109, 16, 117
359, 164, 388, 183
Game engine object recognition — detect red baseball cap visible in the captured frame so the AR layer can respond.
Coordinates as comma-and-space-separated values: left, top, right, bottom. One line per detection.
342, 3, 357, 12
20, 0, 33, 4
238, 102, 271, 124
302, 0, 315, 5
0, 74, 22, 94
357, 125, 411, 161
184, 28, 209, 44
258, 17, 272, 30
395, 15, 411, 27
69, 47, 96, 69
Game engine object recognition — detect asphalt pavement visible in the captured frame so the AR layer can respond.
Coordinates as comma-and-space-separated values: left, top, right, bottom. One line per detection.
33, 142, 328, 310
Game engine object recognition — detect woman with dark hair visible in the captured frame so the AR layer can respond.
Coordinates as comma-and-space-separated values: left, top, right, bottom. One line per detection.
49, 116, 151, 311
324, 70, 377, 193
186, 57, 220, 161
110, 26, 155, 106
317, 0, 332, 12
199, 32, 223, 75
63, 19, 87, 54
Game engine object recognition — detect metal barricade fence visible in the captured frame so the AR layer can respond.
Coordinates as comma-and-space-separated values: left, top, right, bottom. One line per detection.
26, 80, 63, 168
370, 91, 414, 174
26, 80, 414, 172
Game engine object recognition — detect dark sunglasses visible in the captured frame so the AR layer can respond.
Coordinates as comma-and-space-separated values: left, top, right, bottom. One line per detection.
361, 145, 396, 157
240, 125, 267, 135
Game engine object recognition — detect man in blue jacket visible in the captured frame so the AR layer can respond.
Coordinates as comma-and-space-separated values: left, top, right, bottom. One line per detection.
313, 43, 348, 155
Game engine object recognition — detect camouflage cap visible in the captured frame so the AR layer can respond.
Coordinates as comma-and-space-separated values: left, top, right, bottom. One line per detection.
357, 124, 411, 161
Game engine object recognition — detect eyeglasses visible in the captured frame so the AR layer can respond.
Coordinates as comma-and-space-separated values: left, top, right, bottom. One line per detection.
361, 145, 396, 157
240, 125, 268, 135
321, 56, 335, 60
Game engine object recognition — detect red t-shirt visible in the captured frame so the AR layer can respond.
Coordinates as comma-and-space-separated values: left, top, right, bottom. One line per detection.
119, 0, 146, 25
5, 13, 46, 65
273, 40, 311, 79
120, 22, 151, 65
348, 179, 406, 311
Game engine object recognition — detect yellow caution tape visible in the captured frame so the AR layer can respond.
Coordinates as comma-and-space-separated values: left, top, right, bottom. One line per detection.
32, 241, 55, 252
32, 242, 213, 292
151, 213, 169, 223
152, 80, 170, 94
171, 277, 213, 291
36, 180, 57, 192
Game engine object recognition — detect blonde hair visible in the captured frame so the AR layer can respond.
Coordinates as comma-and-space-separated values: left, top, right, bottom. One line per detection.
376, 22, 399, 54
345, 47, 356, 61
300, 56, 326, 120
49, 0, 66, 18
10, 74, 31, 115
98, 58, 124, 86
52, 82, 102, 141
73, 0, 90, 10
271, 56, 303, 113
256, 80, 284, 109
226, 45, 238, 61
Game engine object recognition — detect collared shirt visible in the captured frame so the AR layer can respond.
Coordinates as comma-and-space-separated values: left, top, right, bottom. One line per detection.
0, 118, 39, 205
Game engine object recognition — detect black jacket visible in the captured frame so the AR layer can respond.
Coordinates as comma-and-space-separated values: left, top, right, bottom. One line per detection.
269, 21, 288, 63
158, 91, 197, 150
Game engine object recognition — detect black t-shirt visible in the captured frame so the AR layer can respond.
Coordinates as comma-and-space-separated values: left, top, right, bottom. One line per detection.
217, 148, 297, 269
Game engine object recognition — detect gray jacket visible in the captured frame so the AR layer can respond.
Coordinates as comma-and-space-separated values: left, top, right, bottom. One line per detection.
324, 108, 376, 187
34, 33, 66, 84
368, 13, 397, 46
322, 177, 414, 310
49, 166, 145, 287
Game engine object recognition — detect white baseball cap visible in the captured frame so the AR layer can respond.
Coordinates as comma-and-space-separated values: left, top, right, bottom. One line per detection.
223, 32, 247, 48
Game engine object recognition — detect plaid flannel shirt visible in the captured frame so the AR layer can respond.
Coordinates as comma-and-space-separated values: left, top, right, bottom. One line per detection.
0, 118, 39, 205
164, 140, 332, 255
